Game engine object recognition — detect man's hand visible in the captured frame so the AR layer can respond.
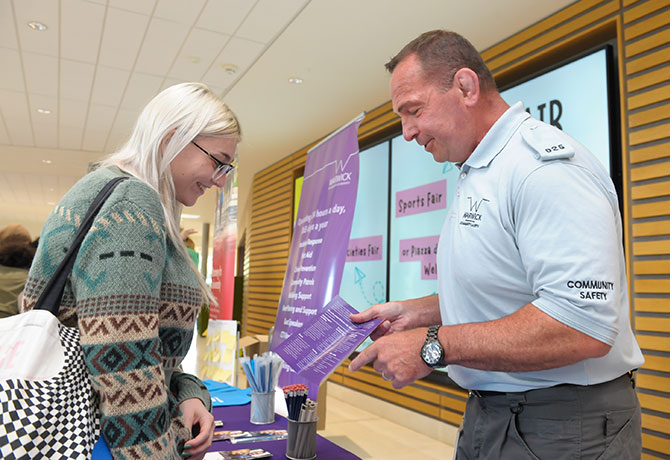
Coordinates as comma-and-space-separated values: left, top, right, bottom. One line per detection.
350, 295, 439, 341
348, 327, 433, 388
179, 398, 214, 460
350, 300, 408, 340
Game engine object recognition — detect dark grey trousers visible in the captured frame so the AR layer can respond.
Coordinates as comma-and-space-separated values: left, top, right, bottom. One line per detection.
455, 374, 641, 460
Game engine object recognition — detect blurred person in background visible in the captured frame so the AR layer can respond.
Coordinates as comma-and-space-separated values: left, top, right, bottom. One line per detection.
181, 227, 201, 267
0, 224, 36, 318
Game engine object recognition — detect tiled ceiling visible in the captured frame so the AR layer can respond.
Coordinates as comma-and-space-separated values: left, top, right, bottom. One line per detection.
0, 0, 575, 250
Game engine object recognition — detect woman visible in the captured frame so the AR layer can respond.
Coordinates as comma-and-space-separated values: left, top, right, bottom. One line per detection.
21, 82, 240, 460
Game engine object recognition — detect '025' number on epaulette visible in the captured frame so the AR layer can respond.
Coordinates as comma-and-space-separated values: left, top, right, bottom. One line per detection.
545, 144, 566, 153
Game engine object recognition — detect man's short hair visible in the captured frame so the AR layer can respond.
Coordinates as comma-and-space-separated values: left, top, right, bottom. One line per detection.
385, 30, 497, 92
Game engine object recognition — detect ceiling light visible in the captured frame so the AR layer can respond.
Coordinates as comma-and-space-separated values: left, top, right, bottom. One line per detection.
36, 108, 51, 114
288, 77, 303, 85
42, 159, 52, 164
186, 56, 200, 64
221, 64, 238, 75
182, 213, 200, 219
27, 21, 48, 31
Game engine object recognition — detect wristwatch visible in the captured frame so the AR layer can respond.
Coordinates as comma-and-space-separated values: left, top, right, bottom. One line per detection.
420, 325, 445, 368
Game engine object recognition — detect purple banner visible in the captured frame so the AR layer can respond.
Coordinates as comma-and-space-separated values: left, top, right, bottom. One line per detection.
270, 114, 364, 399
395, 179, 447, 217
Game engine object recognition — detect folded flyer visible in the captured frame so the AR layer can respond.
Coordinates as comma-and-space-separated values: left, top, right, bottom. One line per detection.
213, 429, 288, 443
273, 295, 382, 385
209, 448, 272, 459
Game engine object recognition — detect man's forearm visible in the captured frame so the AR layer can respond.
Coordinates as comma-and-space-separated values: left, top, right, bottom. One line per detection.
405, 294, 442, 328
440, 303, 611, 372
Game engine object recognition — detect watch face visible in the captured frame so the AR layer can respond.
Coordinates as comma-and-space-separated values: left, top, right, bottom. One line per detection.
421, 341, 442, 366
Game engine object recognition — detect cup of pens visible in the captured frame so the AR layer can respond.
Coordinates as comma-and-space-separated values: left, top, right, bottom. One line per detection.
241, 352, 284, 425
250, 391, 275, 424
284, 385, 317, 460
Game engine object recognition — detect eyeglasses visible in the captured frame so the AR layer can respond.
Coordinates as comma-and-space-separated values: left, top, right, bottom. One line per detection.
191, 141, 235, 183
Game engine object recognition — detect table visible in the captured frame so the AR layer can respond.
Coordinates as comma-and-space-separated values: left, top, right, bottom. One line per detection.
209, 403, 360, 459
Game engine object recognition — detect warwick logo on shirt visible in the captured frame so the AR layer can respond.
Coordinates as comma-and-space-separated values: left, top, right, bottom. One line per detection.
460, 196, 489, 228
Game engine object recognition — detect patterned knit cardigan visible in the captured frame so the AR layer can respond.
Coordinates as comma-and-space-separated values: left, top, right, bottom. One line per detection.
21, 166, 210, 459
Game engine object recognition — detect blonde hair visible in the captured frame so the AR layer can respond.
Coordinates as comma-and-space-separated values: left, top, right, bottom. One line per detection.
102, 82, 241, 303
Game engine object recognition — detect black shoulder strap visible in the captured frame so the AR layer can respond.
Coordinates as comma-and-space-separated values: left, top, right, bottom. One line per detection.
34, 176, 129, 314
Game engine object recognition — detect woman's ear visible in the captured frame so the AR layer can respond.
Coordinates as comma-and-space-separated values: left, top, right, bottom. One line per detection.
160, 128, 177, 154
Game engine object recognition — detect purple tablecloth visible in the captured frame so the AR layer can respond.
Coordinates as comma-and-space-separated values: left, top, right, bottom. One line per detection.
209, 403, 360, 459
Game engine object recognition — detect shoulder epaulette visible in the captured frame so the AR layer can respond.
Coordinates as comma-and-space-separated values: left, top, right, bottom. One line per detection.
520, 122, 575, 161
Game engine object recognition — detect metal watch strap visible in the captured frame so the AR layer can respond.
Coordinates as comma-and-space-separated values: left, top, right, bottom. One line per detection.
422, 324, 444, 368
426, 325, 440, 342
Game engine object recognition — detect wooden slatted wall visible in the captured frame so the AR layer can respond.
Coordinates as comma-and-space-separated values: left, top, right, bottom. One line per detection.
244, 147, 307, 336
622, 0, 670, 457
243, 0, 670, 455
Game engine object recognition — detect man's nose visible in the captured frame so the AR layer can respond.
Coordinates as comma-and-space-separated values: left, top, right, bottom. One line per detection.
402, 122, 418, 142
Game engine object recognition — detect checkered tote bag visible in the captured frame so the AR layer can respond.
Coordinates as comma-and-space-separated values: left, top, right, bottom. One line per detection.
0, 177, 127, 459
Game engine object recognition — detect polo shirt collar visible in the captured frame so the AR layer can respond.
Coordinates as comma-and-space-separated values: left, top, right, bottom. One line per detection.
464, 102, 530, 170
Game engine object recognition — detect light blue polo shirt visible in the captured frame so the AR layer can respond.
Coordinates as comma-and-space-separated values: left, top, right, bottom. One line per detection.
437, 102, 644, 392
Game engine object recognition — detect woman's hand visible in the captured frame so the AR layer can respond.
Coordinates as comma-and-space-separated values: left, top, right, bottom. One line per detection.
179, 398, 214, 459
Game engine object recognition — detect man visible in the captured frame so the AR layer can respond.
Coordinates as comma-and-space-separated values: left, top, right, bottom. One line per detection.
349, 30, 644, 459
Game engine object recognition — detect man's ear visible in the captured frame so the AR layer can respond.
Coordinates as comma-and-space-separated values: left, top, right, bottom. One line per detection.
453, 68, 480, 106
